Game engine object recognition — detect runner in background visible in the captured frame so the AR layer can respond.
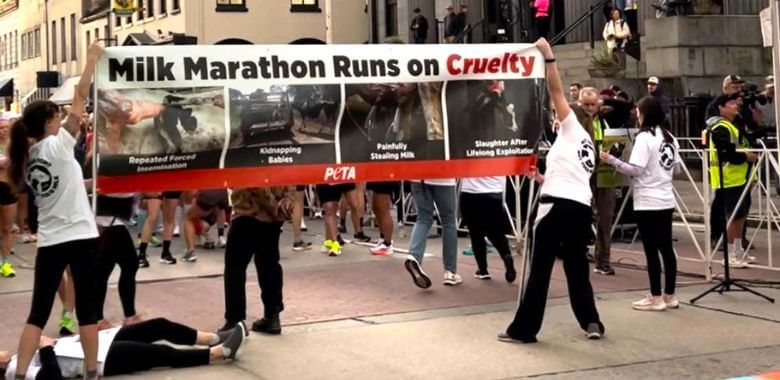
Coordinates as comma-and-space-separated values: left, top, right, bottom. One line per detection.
337, 183, 372, 243
0, 113, 18, 278
367, 182, 399, 256
292, 185, 312, 251
182, 189, 229, 262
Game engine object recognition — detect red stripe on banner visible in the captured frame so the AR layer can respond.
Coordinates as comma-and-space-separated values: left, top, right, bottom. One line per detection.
96, 156, 537, 193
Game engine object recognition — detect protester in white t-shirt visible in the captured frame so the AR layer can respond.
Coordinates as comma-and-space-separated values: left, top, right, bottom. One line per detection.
500, 38, 604, 344
600, 96, 680, 312
5, 43, 103, 380
459, 176, 516, 282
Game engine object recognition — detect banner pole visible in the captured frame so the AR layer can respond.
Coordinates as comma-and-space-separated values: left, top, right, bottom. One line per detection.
91, 58, 99, 212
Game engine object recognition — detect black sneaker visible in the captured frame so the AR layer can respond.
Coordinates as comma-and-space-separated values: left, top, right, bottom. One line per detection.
59, 326, 74, 337
353, 232, 372, 243
251, 316, 281, 335
337, 235, 347, 246
217, 321, 248, 339
593, 265, 615, 276
585, 323, 604, 340
474, 270, 491, 280
292, 240, 312, 252
337, 224, 347, 234
404, 256, 432, 289
221, 324, 245, 360
138, 255, 150, 268
497, 332, 537, 344
160, 253, 177, 265
503, 255, 517, 283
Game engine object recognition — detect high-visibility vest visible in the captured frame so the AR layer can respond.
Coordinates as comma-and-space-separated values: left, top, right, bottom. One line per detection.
708, 117, 749, 189
593, 117, 608, 144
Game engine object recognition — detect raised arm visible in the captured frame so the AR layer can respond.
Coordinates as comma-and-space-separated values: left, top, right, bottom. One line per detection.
535, 38, 571, 123
65, 42, 104, 137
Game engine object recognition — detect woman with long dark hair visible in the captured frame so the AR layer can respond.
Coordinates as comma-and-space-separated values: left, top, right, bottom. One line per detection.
600, 97, 680, 311
499, 38, 604, 343
7, 43, 103, 379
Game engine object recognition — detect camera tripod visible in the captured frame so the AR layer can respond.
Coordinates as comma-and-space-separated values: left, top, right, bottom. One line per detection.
690, 130, 774, 304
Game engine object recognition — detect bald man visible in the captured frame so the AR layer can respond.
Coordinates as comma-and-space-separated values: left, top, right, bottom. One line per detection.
579, 88, 616, 275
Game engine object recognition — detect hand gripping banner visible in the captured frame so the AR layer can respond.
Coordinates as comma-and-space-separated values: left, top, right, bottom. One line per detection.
94, 44, 545, 193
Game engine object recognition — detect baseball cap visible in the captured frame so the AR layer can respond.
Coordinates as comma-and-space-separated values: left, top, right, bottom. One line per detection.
647, 76, 660, 85
0, 111, 20, 121
723, 74, 745, 87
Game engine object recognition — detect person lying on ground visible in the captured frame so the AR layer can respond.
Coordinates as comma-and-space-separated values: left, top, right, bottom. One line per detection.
0, 318, 245, 379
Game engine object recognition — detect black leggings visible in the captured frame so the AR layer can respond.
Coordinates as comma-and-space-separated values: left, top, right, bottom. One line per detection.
96, 225, 139, 320
103, 318, 209, 376
27, 239, 99, 328
224, 217, 284, 322
460, 192, 512, 272
507, 198, 602, 340
636, 209, 677, 296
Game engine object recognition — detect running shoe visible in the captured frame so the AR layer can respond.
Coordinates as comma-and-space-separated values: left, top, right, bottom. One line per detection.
474, 270, 491, 280
631, 295, 667, 311
443, 271, 463, 286
160, 253, 178, 265
59, 311, 75, 337
353, 232, 372, 243
321, 240, 334, 253
217, 236, 227, 249
328, 241, 343, 256
663, 294, 680, 309
138, 255, 150, 268
404, 256, 432, 289
293, 240, 313, 252
182, 250, 197, 263
370, 242, 393, 256
0, 261, 15, 278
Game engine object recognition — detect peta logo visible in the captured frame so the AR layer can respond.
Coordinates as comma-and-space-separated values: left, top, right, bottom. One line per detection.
324, 166, 356, 181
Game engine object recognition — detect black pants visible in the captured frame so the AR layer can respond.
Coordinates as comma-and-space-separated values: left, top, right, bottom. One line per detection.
636, 209, 677, 296
103, 318, 209, 376
460, 192, 512, 272
535, 17, 550, 39
224, 217, 284, 323
27, 239, 99, 328
506, 198, 602, 340
624, 9, 638, 36
95, 225, 139, 320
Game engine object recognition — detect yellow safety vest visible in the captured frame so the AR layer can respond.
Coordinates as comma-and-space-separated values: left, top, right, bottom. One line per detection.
708, 118, 749, 189
593, 117, 608, 144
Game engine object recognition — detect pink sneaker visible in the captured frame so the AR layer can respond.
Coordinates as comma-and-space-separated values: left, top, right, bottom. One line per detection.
370, 242, 393, 256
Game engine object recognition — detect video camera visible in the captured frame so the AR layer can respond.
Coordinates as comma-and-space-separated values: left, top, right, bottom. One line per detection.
739, 82, 770, 108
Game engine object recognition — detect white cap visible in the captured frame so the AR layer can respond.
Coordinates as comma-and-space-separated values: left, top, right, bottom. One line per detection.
647, 76, 660, 85
0, 111, 21, 121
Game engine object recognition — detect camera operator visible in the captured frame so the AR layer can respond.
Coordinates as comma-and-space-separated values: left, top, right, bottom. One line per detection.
707, 94, 758, 268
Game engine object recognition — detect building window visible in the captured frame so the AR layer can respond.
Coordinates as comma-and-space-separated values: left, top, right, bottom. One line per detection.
104, 24, 109, 44
94, 28, 99, 42
385, 0, 397, 36
21, 33, 26, 60
160, 0, 167, 14
34, 28, 40, 57
86, 30, 90, 51
116, 15, 122, 26
138, 0, 144, 20
70, 14, 76, 61
60, 17, 66, 63
172, 0, 180, 12
51, 20, 57, 65
147, 0, 154, 17
13, 31, 17, 67
216, 0, 248, 12
290, 0, 320, 12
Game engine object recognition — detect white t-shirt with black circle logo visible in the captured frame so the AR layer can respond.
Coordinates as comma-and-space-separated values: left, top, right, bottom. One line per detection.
27, 128, 98, 247
628, 128, 680, 210
540, 111, 594, 207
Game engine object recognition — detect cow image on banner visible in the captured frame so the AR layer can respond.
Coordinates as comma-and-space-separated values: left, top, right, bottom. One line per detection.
93, 44, 546, 193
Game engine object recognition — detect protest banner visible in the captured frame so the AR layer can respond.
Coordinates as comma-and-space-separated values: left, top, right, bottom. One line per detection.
94, 44, 546, 193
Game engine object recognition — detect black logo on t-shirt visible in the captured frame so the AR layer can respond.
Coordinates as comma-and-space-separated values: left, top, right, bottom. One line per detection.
578, 139, 595, 173
27, 159, 60, 198
659, 143, 676, 170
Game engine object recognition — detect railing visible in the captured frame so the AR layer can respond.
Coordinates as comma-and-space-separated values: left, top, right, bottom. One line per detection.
550, 0, 610, 48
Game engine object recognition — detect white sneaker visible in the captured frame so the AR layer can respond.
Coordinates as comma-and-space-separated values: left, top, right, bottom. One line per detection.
443, 271, 463, 286
728, 256, 748, 268
663, 294, 680, 309
217, 236, 227, 248
740, 252, 757, 263
313, 211, 323, 219
631, 295, 667, 311
173, 225, 181, 237
369, 242, 393, 256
